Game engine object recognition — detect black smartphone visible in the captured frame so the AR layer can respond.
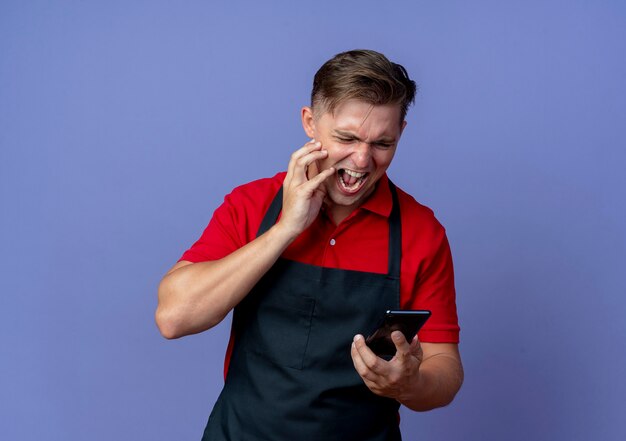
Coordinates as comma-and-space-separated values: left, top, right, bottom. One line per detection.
365, 310, 431, 359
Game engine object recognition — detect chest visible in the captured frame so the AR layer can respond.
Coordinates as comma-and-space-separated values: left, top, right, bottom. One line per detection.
282, 211, 390, 274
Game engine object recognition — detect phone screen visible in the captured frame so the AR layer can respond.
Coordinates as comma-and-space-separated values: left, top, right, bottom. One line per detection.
365, 310, 431, 359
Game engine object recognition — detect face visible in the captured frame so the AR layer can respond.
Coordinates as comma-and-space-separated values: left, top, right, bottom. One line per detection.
302, 99, 406, 219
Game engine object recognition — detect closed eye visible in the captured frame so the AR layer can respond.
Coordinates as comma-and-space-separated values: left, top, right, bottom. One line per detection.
335, 136, 357, 143
333, 134, 394, 148
373, 142, 393, 149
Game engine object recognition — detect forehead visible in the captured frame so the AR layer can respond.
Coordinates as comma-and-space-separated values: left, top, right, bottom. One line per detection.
317, 100, 403, 137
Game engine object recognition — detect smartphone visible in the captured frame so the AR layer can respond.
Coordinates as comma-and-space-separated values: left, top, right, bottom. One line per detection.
365, 310, 431, 359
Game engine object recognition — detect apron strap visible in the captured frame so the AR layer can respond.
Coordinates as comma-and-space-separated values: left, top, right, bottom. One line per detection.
387, 180, 402, 281
255, 180, 402, 280
256, 185, 284, 238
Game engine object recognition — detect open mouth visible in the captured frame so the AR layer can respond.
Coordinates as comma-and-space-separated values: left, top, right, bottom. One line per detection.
337, 168, 369, 194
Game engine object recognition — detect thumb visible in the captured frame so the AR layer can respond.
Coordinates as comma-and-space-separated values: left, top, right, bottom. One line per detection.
391, 331, 410, 359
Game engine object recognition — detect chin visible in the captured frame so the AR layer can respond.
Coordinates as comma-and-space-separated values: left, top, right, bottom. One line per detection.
327, 186, 369, 209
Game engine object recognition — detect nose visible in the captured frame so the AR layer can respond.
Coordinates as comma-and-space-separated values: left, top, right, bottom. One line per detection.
351, 141, 372, 168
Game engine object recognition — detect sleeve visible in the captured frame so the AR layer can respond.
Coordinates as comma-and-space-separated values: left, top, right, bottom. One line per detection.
406, 222, 460, 344
178, 179, 277, 263
179, 193, 246, 263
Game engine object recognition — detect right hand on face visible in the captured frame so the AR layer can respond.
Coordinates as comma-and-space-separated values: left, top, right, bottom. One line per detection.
279, 140, 335, 239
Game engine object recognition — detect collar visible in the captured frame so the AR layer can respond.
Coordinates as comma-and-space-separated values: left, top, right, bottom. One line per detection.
358, 173, 393, 218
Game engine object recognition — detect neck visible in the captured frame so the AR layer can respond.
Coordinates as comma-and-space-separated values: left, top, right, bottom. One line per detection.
324, 181, 380, 225
327, 205, 354, 225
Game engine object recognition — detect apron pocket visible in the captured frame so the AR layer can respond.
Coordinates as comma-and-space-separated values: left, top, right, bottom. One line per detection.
244, 289, 315, 370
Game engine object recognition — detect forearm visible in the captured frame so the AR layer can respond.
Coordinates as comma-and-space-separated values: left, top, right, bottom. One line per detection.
397, 351, 464, 411
156, 141, 334, 339
156, 223, 295, 339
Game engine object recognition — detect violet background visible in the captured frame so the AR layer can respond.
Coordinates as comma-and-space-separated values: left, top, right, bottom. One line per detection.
2, 1, 625, 440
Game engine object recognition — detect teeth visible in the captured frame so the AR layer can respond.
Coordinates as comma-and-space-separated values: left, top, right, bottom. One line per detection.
343, 169, 366, 178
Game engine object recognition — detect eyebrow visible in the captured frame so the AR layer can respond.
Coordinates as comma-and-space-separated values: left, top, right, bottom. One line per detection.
332, 129, 396, 144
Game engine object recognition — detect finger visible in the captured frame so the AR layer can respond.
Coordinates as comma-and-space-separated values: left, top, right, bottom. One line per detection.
361, 375, 384, 395
286, 147, 325, 188
305, 157, 320, 181
297, 166, 334, 197
293, 149, 329, 182
285, 141, 322, 182
290, 140, 319, 166
351, 341, 381, 383
298, 153, 326, 184
294, 167, 335, 198
409, 335, 423, 359
410, 334, 420, 349
353, 334, 387, 374
391, 331, 411, 362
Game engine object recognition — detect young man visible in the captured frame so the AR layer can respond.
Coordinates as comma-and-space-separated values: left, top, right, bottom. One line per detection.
157, 49, 463, 440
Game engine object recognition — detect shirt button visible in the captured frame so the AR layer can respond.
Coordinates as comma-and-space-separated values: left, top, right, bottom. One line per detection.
330, 238, 336, 246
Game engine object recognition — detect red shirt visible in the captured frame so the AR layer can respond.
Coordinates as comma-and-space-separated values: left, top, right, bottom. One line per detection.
181, 173, 460, 373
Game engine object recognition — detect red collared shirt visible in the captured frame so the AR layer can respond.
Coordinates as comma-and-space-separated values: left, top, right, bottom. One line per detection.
181, 172, 460, 374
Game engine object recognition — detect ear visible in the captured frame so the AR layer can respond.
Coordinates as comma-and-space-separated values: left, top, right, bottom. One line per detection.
301, 106, 316, 138
400, 120, 407, 134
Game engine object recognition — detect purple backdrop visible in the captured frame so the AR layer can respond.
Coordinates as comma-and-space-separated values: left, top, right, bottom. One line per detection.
2, 1, 625, 440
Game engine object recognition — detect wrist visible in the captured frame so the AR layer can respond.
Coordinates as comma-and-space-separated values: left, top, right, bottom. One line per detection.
269, 221, 300, 247
396, 369, 424, 404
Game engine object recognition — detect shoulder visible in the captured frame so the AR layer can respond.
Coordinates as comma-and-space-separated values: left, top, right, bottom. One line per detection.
180, 172, 286, 262
395, 185, 446, 240
220, 172, 286, 242
225, 172, 285, 210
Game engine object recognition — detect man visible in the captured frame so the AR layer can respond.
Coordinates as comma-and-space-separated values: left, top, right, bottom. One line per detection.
156, 49, 463, 440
